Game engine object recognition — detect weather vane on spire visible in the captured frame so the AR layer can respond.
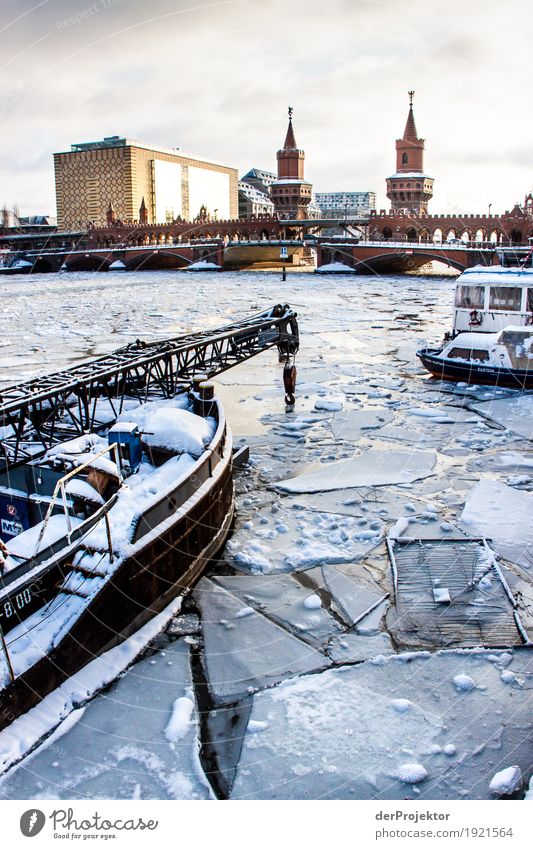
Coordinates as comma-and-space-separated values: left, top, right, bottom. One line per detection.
288, 105, 293, 119
408, 90, 415, 106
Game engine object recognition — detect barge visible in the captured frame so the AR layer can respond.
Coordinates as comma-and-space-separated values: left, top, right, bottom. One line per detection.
0, 304, 299, 731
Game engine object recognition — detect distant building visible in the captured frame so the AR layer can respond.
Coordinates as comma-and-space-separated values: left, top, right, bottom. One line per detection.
241, 168, 276, 195
386, 92, 434, 215
238, 180, 275, 218
53, 135, 239, 229
270, 110, 313, 220
313, 191, 376, 218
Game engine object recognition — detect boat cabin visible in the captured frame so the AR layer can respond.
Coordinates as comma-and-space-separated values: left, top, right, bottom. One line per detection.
452, 266, 533, 335
441, 325, 533, 370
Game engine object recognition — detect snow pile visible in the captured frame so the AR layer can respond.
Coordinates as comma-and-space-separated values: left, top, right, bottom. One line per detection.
164, 696, 195, 743
142, 408, 215, 458
452, 673, 477, 692
395, 763, 428, 784
489, 765, 522, 796
315, 262, 356, 274
187, 260, 222, 271
85, 452, 197, 553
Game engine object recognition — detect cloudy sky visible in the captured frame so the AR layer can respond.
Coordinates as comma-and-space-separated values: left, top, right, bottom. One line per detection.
1, 0, 532, 217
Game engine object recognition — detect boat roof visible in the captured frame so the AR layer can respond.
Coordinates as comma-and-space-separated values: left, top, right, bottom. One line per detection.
457, 265, 533, 286
448, 324, 533, 349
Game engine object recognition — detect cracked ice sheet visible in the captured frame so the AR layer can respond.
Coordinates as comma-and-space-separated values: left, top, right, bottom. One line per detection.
211, 574, 343, 648
231, 648, 533, 800
277, 448, 437, 494
460, 479, 533, 571
0, 640, 211, 800
469, 394, 533, 440
194, 578, 330, 704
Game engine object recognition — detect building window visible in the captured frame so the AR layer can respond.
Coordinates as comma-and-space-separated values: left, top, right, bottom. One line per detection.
402, 153, 408, 165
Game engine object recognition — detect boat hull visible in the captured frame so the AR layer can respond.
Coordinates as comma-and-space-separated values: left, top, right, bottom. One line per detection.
417, 348, 533, 389
0, 429, 234, 732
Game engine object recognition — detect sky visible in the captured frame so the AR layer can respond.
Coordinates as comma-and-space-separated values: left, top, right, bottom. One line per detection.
1, 0, 533, 217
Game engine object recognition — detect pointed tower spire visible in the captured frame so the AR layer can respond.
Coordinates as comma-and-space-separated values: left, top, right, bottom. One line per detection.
139, 196, 148, 224
403, 91, 418, 140
106, 202, 116, 226
283, 106, 297, 149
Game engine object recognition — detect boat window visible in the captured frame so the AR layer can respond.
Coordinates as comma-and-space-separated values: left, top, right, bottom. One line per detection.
488, 286, 522, 311
454, 285, 485, 309
448, 347, 489, 361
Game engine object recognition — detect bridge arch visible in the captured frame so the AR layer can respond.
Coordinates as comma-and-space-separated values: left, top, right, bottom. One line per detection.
381, 227, 393, 240
510, 228, 522, 244
353, 250, 467, 275
64, 254, 112, 272
124, 251, 190, 271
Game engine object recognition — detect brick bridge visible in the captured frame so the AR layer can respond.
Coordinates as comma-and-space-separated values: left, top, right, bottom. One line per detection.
317, 240, 511, 274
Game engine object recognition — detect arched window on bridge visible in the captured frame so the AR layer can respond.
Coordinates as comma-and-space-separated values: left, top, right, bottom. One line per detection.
461, 230, 470, 243
446, 229, 457, 241
406, 227, 417, 242
510, 229, 522, 245
475, 228, 485, 243
433, 228, 443, 244
489, 230, 500, 244
419, 228, 430, 242
402, 153, 408, 165
382, 227, 393, 240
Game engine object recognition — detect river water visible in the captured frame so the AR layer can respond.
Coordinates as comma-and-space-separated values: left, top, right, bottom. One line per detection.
0, 269, 532, 800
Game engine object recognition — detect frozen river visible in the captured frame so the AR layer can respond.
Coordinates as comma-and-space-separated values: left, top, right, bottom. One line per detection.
0, 269, 532, 800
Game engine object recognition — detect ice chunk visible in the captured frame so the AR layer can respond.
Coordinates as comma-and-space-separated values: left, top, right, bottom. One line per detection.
277, 449, 437, 494
396, 763, 428, 784
453, 673, 476, 692
460, 480, 533, 570
489, 765, 522, 796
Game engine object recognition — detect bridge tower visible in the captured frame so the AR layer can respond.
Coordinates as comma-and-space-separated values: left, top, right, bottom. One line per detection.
271, 107, 312, 220
386, 92, 434, 215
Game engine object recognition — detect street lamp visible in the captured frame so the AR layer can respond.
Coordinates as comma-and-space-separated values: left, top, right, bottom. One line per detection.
488, 203, 492, 217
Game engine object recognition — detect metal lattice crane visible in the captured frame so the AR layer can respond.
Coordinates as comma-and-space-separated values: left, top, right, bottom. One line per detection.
0, 304, 299, 467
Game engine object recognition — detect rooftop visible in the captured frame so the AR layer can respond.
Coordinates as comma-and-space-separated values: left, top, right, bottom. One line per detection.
57, 136, 234, 170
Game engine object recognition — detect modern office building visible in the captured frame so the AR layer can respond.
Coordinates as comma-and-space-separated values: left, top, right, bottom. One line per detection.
313, 191, 376, 218
53, 136, 239, 229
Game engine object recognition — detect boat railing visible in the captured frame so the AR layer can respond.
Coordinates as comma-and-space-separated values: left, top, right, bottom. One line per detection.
32, 442, 124, 559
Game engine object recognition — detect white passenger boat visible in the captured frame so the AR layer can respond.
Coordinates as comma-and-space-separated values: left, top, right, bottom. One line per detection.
451, 266, 533, 335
